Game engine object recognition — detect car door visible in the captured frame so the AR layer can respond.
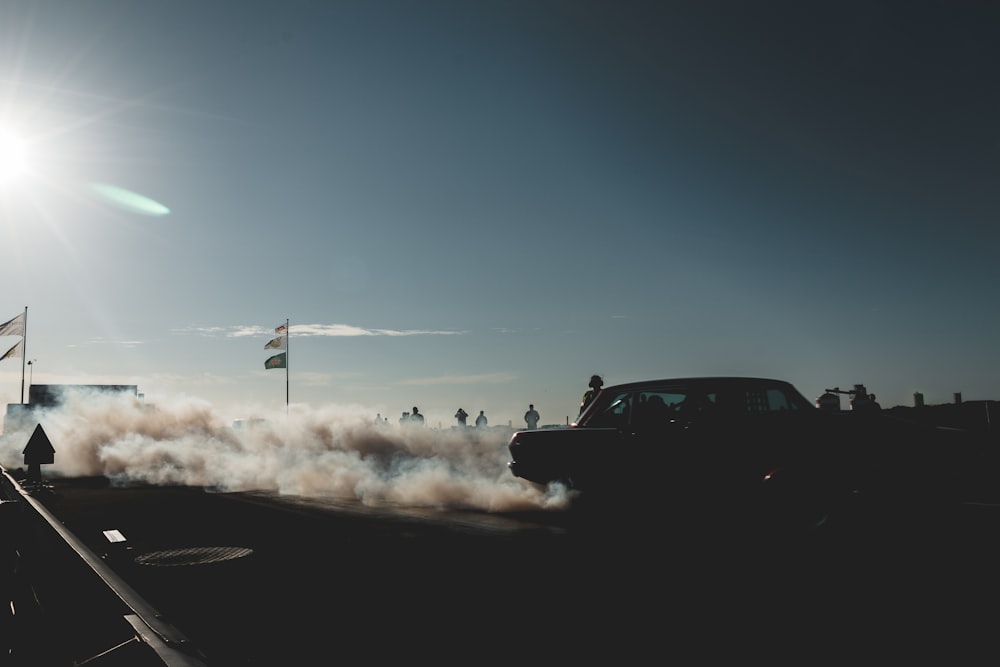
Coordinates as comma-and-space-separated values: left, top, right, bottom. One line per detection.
621, 387, 702, 498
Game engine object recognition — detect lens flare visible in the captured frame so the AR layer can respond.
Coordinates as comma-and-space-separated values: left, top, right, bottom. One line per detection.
89, 182, 170, 216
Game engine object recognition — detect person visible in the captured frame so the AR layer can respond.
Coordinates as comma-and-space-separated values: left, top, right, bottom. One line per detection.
579, 374, 604, 416
399, 411, 409, 425
524, 404, 540, 429
849, 384, 879, 412
475, 410, 488, 428
410, 406, 425, 425
455, 408, 468, 426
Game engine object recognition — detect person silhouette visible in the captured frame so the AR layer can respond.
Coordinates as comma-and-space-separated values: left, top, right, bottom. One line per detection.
580, 375, 604, 415
475, 410, 488, 428
455, 408, 468, 426
410, 406, 425, 425
524, 404, 540, 429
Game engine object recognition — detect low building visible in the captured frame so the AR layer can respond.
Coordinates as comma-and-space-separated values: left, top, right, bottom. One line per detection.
4, 384, 139, 435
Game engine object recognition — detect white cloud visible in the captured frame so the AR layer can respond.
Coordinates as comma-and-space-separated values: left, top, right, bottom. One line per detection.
184, 323, 469, 338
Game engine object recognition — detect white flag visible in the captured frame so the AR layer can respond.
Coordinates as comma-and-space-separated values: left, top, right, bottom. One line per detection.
0, 339, 22, 361
0, 312, 24, 337
264, 336, 287, 350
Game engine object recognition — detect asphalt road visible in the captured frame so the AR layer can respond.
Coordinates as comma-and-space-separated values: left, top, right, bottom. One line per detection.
9, 475, 1000, 665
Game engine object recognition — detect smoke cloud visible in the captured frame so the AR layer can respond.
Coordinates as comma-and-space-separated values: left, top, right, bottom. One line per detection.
0, 390, 571, 513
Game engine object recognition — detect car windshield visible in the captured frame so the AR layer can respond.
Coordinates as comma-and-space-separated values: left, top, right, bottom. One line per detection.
584, 390, 632, 428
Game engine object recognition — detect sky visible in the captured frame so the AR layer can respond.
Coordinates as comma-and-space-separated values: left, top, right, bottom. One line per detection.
1, 0, 999, 434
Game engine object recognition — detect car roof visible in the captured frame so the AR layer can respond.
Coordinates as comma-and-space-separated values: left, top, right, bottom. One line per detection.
602, 377, 799, 392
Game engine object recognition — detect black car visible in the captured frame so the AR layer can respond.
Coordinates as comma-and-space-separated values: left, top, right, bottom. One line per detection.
508, 377, 972, 533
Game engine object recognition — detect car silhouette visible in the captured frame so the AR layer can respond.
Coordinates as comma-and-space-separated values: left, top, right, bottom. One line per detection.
507, 376, 972, 534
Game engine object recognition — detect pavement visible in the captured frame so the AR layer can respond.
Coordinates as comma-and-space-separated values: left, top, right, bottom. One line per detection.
6, 475, 654, 665
5, 473, 1000, 665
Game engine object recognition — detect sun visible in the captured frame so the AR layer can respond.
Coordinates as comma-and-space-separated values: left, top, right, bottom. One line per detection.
0, 127, 31, 186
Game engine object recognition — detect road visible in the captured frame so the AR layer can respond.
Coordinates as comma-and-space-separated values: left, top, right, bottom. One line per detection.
8, 475, 1000, 665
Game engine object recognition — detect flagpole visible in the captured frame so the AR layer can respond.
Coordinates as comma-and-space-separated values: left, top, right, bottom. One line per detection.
285, 318, 289, 416
19, 306, 27, 404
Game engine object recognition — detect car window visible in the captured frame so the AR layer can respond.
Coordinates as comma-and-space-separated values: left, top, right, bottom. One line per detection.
633, 391, 683, 428
586, 390, 632, 428
587, 383, 808, 428
766, 388, 796, 411
734, 387, 805, 414
675, 391, 718, 419
631, 389, 722, 427
639, 391, 686, 411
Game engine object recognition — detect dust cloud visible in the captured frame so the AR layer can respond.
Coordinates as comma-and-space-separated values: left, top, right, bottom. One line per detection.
0, 390, 571, 513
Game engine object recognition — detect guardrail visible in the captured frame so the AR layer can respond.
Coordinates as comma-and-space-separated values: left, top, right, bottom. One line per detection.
1, 467, 209, 666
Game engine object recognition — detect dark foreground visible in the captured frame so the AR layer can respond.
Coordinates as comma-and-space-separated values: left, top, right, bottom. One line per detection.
5, 474, 1000, 665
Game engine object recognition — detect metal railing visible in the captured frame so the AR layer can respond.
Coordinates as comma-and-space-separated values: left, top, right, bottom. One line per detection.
1, 467, 209, 666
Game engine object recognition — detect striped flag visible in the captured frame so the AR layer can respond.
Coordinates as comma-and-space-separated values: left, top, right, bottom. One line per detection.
0, 312, 24, 337
0, 339, 22, 361
275, 324, 287, 335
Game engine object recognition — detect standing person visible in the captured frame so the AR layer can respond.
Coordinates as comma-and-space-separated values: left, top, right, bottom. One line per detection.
410, 406, 425, 425
580, 374, 604, 416
475, 410, 488, 428
455, 408, 468, 426
524, 404, 540, 430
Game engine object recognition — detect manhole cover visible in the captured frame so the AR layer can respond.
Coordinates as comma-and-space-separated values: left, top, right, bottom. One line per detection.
134, 546, 253, 567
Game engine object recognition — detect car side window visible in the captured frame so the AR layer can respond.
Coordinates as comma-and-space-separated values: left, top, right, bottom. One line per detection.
675, 391, 718, 420
742, 387, 803, 414
766, 388, 794, 411
634, 391, 685, 428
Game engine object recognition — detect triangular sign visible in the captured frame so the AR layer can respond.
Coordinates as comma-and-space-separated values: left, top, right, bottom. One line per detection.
23, 423, 55, 465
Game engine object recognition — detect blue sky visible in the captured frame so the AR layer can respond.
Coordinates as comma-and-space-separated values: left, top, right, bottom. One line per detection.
1, 1, 998, 428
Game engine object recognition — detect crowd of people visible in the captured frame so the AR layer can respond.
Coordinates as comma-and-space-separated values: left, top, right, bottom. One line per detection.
373, 374, 607, 432
379, 406, 492, 429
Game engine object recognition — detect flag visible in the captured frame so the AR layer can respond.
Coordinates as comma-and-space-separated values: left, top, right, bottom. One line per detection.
264, 336, 287, 350
0, 339, 22, 361
264, 352, 286, 369
275, 324, 287, 335
0, 312, 24, 337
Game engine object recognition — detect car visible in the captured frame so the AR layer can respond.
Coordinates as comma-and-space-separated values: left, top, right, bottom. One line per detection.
507, 376, 974, 534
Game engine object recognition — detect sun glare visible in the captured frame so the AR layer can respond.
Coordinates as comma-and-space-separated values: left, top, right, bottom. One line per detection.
0, 127, 30, 186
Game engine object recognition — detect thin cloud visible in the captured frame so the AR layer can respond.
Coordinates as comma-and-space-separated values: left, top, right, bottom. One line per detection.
369, 328, 466, 337
224, 326, 260, 338
292, 324, 378, 337
294, 324, 466, 337
179, 324, 467, 338
173, 326, 257, 338
84, 338, 145, 347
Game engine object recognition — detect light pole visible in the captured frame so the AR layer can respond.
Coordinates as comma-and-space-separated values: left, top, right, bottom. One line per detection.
27, 359, 35, 390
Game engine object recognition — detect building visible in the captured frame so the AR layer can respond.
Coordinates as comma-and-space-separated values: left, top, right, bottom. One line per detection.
3, 384, 139, 435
